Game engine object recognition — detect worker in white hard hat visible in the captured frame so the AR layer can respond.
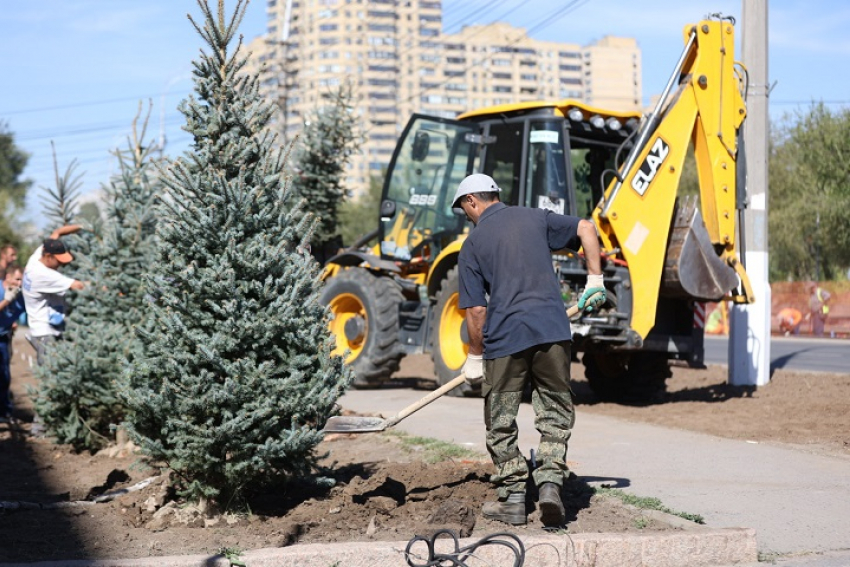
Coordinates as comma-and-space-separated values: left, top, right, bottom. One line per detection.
453, 173, 605, 527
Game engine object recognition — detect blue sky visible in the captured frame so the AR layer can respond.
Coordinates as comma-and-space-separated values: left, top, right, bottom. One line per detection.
2, 1, 849, 232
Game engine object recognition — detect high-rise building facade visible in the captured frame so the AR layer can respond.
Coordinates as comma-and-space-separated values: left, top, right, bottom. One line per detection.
582, 35, 641, 109
246, 0, 641, 196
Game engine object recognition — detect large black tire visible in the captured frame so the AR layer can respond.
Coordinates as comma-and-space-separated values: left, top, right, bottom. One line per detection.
429, 267, 478, 397
320, 268, 404, 388
582, 349, 671, 403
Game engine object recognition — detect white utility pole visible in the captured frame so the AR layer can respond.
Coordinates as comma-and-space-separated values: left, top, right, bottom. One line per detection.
729, 0, 771, 386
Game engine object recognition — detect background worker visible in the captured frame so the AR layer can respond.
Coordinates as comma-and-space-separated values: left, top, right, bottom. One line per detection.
454, 173, 605, 527
777, 306, 803, 336
0, 244, 18, 277
807, 283, 831, 337
0, 263, 25, 422
22, 225, 85, 366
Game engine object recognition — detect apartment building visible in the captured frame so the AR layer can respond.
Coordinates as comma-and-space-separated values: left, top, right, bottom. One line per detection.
246, 0, 641, 196
582, 36, 641, 109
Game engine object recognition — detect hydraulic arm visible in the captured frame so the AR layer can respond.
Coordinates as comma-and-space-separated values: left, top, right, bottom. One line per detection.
593, 18, 755, 339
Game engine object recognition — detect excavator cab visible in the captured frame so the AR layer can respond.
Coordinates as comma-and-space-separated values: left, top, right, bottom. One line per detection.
378, 115, 478, 267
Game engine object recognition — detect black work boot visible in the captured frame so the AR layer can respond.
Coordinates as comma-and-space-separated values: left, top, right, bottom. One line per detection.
482, 492, 526, 525
538, 482, 565, 526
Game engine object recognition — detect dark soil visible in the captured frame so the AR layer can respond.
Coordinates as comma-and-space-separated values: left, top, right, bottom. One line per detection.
3, 333, 848, 562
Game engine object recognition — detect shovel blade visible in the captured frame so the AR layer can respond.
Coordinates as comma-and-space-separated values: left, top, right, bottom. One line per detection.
322, 415, 388, 434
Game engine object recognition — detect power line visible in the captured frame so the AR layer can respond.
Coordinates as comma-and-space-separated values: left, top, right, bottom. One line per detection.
405, 0, 591, 105
370, 0, 529, 80
24, 132, 194, 171
0, 92, 193, 116
442, 0, 513, 35
16, 113, 186, 142
770, 99, 850, 105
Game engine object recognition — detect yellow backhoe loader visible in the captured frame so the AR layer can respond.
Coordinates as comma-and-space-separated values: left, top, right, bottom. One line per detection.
320, 15, 755, 401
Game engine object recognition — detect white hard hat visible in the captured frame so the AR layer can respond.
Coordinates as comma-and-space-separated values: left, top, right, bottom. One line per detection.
451, 173, 502, 209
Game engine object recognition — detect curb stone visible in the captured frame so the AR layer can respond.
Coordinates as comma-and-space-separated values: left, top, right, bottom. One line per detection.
0, 527, 758, 567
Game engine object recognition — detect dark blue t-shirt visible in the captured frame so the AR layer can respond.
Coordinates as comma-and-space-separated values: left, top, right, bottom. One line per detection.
457, 202, 581, 359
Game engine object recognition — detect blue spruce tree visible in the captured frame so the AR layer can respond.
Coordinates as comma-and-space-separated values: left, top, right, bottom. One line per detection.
34, 106, 161, 450
290, 81, 362, 263
121, 0, 350, 507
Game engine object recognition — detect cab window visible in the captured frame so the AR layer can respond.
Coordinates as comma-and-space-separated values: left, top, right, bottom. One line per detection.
571, 147, 615, 218
525, 121, 568, 214
480, 122, 521, 206
381, 117, 476, 261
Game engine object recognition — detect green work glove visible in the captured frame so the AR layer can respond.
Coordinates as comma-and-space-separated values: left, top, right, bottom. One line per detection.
578, 274, 606, 313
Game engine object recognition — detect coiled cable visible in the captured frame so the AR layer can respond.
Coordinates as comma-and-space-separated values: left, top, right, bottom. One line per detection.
404, 529, 526, 567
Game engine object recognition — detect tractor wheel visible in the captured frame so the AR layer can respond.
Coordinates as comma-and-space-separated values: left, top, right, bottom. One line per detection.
320, 268, 404, 388
430, 267, 478, 397
582, 349, 670, 403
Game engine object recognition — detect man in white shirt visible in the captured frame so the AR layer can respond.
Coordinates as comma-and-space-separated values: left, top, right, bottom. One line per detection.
22, 225, 85, 366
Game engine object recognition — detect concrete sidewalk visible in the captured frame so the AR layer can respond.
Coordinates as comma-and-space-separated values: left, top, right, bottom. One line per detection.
2, 529, 756, 567
337, 387, 850, 559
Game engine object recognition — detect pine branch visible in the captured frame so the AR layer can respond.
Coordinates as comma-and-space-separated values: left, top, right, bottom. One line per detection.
40, 140, 84, 229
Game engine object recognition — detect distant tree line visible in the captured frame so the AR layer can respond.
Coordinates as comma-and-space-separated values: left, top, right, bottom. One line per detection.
768, 103, 850, 282
0, 121, 33, 249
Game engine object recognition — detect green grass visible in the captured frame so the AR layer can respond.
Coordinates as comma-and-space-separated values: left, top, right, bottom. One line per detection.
217, 546, 246, 567
633, 516, 650, 529
595, 487, 705, 524
384, 430, 484, 464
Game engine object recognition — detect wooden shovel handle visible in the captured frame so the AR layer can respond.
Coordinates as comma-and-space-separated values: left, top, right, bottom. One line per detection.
386, 374, 467, 428
385, 304, 580, 429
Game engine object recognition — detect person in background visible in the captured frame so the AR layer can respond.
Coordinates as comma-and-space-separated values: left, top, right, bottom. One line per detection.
807, 283, 831, 337
0, 264, 25, 422
777, 307, 802, 336
22, 225, 85, 366
0, 244, 18, 278
454, 173, 605, 527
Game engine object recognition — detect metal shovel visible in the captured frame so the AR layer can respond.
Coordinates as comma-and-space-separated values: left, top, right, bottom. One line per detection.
322, 304, 584, 434
323, 374, 467, 434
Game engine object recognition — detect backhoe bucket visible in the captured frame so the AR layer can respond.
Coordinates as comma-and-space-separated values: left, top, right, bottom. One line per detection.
662, 199, 738, 301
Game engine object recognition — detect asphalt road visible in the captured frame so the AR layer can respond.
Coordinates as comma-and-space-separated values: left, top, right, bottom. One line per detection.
704, 335, 849, 374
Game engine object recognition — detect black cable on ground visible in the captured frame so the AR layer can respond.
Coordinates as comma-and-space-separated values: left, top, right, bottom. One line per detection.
404, 529, 525, 567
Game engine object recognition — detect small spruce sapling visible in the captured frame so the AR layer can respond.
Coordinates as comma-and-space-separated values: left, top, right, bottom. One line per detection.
290, 81, 363, 263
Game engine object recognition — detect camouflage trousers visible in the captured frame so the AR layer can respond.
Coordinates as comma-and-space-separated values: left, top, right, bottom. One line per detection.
482, 341, 575, 499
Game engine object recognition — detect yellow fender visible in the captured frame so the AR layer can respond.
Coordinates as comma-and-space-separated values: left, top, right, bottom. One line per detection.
426, 236, 466, 298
